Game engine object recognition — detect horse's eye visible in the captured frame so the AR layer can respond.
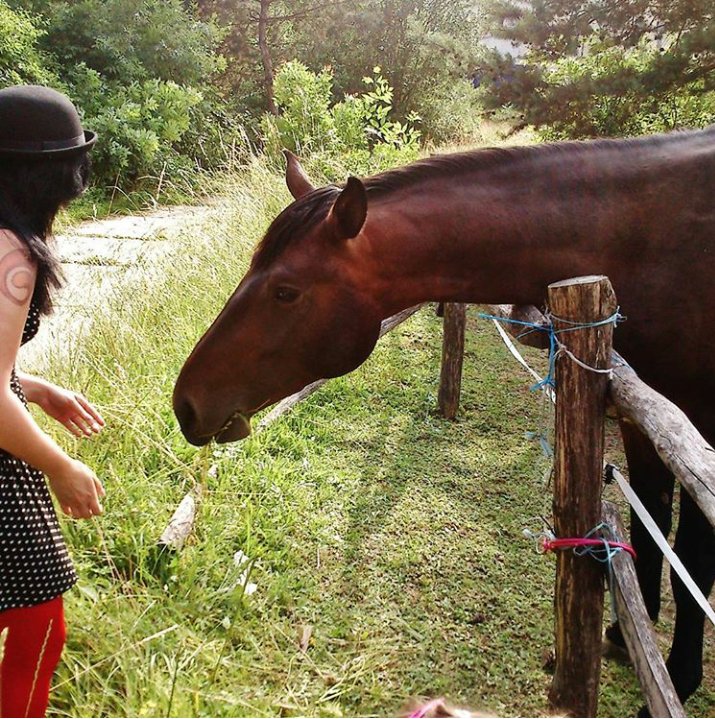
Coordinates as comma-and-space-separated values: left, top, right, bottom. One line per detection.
274, 286, 300, 303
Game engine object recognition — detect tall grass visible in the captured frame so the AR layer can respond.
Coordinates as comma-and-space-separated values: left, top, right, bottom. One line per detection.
31, 156, 714, 718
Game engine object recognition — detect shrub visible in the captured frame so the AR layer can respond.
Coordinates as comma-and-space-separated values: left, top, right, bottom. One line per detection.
262, 61, 422, 179
538, 38, 715, 139
0, 1, 57, 85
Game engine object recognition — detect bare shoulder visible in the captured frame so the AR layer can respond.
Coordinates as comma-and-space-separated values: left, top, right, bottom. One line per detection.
0, 228, 36, 307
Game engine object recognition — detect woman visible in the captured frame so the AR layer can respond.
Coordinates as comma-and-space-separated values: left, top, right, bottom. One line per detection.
0, 85, 106, 718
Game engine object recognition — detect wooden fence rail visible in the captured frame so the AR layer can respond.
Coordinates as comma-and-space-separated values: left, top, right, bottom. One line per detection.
602, 501, 685, 717
159, 304, 425, 551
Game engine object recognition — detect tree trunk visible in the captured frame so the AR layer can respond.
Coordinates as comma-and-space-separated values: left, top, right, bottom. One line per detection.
258, 0, 278, 115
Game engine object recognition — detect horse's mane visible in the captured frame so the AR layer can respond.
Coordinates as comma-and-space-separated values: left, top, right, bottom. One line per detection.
364, 127, 708, 198
251, 185, 339, 270
251, 126, 711, 269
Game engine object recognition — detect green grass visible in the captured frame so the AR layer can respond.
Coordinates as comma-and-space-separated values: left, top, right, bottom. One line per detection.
34, 157, 715, 717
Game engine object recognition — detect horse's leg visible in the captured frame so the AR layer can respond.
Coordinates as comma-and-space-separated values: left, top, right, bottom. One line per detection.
606, 419, 675, 647
665, 489, 715, 702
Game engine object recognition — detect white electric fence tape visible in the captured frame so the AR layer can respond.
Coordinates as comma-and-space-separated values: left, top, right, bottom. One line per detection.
610, 465, 715, 628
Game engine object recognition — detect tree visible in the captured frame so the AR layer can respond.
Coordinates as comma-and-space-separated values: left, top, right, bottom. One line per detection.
200, 0, 485, 140
197, 0, 334, 116
481, 0, 715, 138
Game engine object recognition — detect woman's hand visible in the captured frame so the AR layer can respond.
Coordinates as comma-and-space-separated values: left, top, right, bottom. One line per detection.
47, 458, 105, 519
34, 382, 105, 438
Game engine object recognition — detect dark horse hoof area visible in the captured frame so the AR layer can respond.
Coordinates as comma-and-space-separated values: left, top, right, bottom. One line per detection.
602, 624, 631, 664
605, 622, 626, 647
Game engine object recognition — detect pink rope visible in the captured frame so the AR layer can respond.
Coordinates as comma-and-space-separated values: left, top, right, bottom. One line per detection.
542, 536, 636, 560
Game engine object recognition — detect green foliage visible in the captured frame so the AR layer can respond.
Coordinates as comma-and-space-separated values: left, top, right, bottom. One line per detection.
538, 38, 715, 139
262, 61, 421, 178
0, 0, 493, 199
482, 0, 715, 138
0, 1, 56, 85
201, 0, 486, 144
0, 0, 240, 194
72, 71, 203, 185
36, 0, 224, 85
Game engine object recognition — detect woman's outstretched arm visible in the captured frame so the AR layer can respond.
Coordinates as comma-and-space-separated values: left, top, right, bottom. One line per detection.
0, 229, 104, 518
16, 371, 105, 438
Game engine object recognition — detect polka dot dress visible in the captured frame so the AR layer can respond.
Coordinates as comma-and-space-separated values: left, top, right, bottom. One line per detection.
0, 300, 77, 611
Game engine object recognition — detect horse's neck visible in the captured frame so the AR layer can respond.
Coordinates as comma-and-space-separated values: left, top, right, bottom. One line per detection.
359, 131, 712, 318
361, 177, 593, 315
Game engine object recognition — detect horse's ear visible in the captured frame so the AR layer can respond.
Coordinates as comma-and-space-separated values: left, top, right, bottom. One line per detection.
283, 149, 315, 199
329, 177, 367, 240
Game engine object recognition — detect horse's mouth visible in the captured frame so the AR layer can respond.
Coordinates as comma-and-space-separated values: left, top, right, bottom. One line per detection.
215, 410, 252, 443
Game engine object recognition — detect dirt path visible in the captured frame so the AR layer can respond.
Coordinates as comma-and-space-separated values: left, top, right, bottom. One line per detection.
19, 204, 217, 372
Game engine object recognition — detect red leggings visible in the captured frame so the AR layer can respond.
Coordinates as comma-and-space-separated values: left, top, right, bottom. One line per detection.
0, 596, 66, 718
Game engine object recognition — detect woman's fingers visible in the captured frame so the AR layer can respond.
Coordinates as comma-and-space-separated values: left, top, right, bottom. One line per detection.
69, 416, 94, 437
64, 418, 87, 437
63, 401, 103, 437
75, 394, 105, 428
70, 400, 101, 434
93, 475, 106, 499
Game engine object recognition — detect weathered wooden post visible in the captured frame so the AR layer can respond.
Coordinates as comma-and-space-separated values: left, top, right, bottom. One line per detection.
438, 302, 467, 419
547, 275, 616, 716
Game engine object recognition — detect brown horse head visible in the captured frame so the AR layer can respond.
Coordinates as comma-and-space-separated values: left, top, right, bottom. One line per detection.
173, 153, 383, 445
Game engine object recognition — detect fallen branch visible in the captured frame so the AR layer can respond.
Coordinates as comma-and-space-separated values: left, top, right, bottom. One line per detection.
158, 486, 202, 551
160, 304, 425, 548
258, 304, 424, 429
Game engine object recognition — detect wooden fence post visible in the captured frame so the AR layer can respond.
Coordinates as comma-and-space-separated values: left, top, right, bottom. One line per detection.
547, 275, 616, 717
438, 302, 466, 419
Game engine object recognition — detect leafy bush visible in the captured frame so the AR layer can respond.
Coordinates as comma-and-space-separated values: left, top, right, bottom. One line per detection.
0, 0, 242, 196
482, 0, 715, 138
70, 71, 202, 187
35, 0, 223, 85
262, 61, 421, 178
0, 1, 56, 85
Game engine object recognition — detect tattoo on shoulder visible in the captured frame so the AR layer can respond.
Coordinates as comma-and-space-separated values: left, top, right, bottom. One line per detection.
0, 234, 34, 306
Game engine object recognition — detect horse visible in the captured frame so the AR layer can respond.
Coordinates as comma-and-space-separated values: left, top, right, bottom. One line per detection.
173, 127, 715, 709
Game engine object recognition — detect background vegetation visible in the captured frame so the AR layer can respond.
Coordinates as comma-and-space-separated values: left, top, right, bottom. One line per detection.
2, 0, 711, 203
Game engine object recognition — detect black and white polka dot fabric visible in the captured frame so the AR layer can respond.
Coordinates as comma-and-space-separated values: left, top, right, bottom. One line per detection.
0, 300, 77, 611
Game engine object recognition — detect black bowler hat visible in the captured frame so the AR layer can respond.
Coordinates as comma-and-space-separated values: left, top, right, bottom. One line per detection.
0, 85, 96, 157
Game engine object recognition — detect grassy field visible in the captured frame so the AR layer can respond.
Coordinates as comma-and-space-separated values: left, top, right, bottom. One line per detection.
33, 159, 715, 717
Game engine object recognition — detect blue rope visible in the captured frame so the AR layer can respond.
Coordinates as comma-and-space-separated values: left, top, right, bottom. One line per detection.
525, 431, 554, 459
525, 522, 629, 622
574, 522, 625, 622
477, 309, 624, 391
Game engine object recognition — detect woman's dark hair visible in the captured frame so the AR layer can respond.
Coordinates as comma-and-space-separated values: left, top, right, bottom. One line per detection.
0, 151, 91, 315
